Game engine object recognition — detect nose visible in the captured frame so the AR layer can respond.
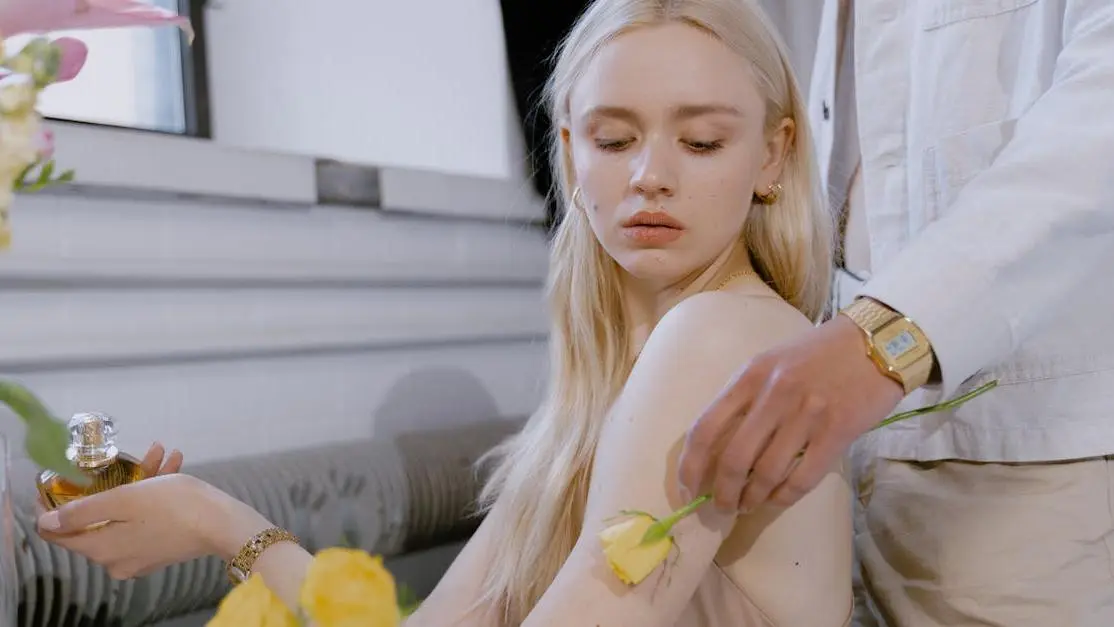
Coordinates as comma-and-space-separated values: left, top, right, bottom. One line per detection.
630, 141, 676, 198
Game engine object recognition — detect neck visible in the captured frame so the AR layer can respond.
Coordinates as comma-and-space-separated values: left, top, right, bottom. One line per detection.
622, 245, 755, 355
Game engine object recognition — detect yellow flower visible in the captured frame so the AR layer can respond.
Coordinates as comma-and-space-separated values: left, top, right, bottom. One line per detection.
598, 513, 673, 585
206, 573, 298, 627
300, 548, 401, 627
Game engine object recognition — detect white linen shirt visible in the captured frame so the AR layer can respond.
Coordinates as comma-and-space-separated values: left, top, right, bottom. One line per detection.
810, 0, 1114, 462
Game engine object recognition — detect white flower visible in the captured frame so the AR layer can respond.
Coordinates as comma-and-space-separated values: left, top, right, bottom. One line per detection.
0, 110, 41, 177
0, 73, 36, 116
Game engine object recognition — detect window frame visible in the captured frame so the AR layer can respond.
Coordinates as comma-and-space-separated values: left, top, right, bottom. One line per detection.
42, 0, 212, 139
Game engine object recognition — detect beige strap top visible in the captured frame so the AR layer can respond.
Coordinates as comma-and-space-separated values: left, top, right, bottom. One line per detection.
677, 563, 853, 627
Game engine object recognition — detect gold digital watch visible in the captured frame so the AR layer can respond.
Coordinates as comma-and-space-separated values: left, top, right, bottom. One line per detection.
839, 297, 935, 395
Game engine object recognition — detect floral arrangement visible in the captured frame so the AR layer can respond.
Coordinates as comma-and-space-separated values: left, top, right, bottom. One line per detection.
598, 379, 1000, 586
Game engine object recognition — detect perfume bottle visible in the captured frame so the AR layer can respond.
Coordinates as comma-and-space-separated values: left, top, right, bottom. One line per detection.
36, 411, 146, 511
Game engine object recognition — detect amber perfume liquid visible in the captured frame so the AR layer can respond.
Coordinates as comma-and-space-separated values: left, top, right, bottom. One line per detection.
37, 453, 145, 510
35, 411, 147, 526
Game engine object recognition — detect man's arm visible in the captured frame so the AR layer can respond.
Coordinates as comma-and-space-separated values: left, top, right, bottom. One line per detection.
522, 293, 852, 626
857, 3, 1114, 398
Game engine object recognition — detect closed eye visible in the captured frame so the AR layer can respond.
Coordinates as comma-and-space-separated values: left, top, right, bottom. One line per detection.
596, 138, 634, 152
684, 140, 723, 153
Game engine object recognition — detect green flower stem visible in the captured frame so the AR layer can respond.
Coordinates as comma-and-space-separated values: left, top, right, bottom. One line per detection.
640, 379, 999, 544
640, 493, 711, 544
874, 379, 998, 428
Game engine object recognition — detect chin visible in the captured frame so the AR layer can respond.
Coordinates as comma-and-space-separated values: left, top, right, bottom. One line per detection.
610, 248, 688, 283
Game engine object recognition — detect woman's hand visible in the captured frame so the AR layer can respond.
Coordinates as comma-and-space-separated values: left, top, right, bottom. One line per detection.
36, 458, 274, 579
137, 441, 184, 477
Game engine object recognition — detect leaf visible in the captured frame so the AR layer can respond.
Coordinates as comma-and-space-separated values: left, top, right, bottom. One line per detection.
37, 158, 54, 184
397, 583, 421, 617
0, 380, 89, 485
13, 162, 37, 191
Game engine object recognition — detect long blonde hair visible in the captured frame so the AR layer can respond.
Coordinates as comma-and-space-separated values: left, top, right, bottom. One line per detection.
474, 1, 833, 623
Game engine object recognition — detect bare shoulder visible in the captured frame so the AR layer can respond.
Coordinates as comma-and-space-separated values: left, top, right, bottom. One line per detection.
641, 289, 815, 372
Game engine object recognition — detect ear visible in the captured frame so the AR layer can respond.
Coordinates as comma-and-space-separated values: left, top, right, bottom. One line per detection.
559, 124, 580, 187
755, 117, 795, 193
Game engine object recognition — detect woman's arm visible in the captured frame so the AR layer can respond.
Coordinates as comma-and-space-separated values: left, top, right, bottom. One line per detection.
199, 485, 315, 611
521, 291, 850, 626
202, 475, 502, 626
396, 509, 502, 626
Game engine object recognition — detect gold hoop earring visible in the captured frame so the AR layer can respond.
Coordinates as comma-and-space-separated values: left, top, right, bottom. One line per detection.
571, 186, 585, 210
754, 182, 783, 205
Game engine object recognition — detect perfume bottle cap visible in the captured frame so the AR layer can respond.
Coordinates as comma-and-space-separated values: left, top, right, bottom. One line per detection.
66, 411, 120, 468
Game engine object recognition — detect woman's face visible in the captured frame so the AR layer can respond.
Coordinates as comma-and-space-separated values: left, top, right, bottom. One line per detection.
564, 22, 791, 285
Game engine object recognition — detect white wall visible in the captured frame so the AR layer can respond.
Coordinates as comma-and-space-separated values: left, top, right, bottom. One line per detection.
204, 0, 528, 182
0, 123, 550, 471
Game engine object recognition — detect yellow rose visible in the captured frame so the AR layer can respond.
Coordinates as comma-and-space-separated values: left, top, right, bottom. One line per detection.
299, 548, 401, 627
598, 513, 673, 585
206, 573, 298, 627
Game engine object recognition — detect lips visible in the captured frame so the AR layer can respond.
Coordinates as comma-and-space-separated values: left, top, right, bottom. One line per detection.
621, 210, 684, 230
620, 210, 684, 245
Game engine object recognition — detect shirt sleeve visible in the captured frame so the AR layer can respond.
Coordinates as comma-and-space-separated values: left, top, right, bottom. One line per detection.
856, 3, 1114, 399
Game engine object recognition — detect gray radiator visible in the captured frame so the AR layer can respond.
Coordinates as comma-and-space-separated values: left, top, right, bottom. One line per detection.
9, 418, 522, 627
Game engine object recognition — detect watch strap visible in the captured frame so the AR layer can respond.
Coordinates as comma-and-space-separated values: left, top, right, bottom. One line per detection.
226, 527, 300, 585
840, 297, 935, 394
841, 297, 901, 334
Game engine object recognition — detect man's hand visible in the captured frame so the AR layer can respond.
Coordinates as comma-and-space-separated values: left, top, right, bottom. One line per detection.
677, 315, 905, 512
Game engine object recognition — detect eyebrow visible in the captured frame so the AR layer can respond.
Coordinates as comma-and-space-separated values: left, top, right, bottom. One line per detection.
582, 104, 742, 124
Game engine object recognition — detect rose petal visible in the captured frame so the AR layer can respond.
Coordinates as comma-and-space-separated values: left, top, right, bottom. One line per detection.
0, 0, 192, 40
51, 37, 87, 83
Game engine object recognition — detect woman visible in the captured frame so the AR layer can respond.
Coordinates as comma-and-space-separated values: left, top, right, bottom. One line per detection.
37, 0, 852, 624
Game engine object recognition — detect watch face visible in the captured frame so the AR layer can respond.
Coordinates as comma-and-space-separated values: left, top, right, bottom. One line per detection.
874, 321, 929, 369
883, 329, 917, 360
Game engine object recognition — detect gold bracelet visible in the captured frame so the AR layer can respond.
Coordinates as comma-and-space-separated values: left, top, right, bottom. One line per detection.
226, 527, 300, 585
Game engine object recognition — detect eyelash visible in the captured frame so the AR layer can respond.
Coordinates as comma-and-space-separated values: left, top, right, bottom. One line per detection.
594, 138, 724, 154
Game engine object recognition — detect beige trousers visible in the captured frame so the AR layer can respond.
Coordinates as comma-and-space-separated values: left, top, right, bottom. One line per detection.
850, 450, 1114, 626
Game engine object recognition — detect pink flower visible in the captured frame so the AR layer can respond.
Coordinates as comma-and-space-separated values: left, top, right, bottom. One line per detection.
34, 127, 53, 160
0, 0, 192, 41
51, 37, 88, 83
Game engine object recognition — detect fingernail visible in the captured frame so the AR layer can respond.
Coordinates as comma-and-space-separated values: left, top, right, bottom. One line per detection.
38, 511, 60, 531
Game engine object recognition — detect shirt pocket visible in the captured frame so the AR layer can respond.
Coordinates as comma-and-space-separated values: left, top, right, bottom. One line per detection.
912, 0, 1044, 139
919, 0, 1039, 30
922, 118, 1018, 223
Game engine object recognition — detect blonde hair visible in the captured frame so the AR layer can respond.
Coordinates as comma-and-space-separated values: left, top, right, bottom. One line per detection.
473, 1, 833, 623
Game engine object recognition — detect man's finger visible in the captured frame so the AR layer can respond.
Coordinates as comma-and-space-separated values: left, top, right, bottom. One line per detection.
678, 373, 755, 498
709, 378, 793, 509
769, 436, 842, 507
737, 416, 811, 511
